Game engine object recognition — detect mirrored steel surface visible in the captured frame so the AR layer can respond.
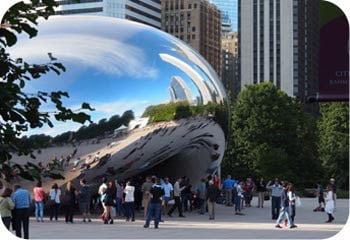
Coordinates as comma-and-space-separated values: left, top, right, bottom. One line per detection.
9, 16, 227, 190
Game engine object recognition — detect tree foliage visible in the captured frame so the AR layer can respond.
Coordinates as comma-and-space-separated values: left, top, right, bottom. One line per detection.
223, 83, 322, 187
318, 102, 349, 189
0, 0, 93, 181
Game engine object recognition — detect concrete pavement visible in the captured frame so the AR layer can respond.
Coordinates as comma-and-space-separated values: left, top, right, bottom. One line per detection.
1, 198, 349, 239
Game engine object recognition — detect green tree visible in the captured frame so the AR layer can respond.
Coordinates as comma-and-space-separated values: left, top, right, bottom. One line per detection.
224, 82, 321, 186
0, 1, 93, 181
318, 102, 349, 189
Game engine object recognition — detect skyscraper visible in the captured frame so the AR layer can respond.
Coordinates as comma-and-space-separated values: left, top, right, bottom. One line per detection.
222, 32, 239, 97
239, 0, 319, 103
161, 0, 222, 80
209, 0, 238, 32
54, 0, 161, 29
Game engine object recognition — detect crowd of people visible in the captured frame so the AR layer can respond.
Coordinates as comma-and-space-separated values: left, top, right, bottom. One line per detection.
0, 175, 339, 238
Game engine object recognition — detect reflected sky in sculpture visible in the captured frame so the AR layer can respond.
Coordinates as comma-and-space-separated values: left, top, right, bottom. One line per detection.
9, 15, 226, 136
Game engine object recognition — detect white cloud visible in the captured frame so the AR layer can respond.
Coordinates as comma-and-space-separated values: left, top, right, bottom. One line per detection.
10, 33, 159, 79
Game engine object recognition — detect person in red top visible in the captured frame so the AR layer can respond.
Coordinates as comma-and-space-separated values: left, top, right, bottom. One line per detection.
212, 173, 220, 188
33, 182, 46, 222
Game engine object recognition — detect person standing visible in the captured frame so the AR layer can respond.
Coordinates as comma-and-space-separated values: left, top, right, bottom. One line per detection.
124, 181, 135, 222
78, 179, 92, 222
275, 182, 297, 229
314, 182, 325, 211
256, 177, 266, 208
141, 176, 153, 219
162, 177, 173, 214
167, 177, 185, 217
49, 183, 61, 221
324, 184, 335, 223
181, 176, 191, 212
115, 179, 124, 217
33, 182, 46, 222
104, 181, 117, 224
12, 185, 31, 239
233, 181, 245, 215
206, 180, 220, 220
329, 178, 337, 210
198, 178, 207, 215
98, 178, 108, 220
61, 181, 76, 223
0, 188, 14, 230
144, 178, 165, 229
287, 183, 296, 223
266, 178, 283, 220
222, 175, 235, 206
244, 178, 255, 207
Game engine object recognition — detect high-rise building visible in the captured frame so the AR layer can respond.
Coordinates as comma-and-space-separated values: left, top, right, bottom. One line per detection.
161, 0, 222, 80
209, 0, 238, 32
222, 31, 239, 97
238, 0, 319, 103
54, 0, 161, 29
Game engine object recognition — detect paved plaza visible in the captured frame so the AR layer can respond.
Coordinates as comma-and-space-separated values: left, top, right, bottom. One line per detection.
2, 198, 349, 239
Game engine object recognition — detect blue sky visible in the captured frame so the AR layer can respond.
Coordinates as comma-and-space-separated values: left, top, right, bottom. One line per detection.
9, 16, 219, 136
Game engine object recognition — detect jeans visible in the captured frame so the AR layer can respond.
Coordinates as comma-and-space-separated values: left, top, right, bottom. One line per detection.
35, 201, 44, 221
2, 217, 11, 230
234, 196, 241, 212
182, 192, 191, 211
276, 206, 294, 226
124, 202, 134, 220
14, 208, 29, 239
225, 189, 232, 205
198, 198, 206, 214
115, 198, 124, 216
271, 196, 281, 219
50, 203, 60, 221
145, 203, 161, 227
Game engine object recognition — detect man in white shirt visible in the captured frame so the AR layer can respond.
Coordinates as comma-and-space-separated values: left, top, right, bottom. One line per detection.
162, 177, 173, 213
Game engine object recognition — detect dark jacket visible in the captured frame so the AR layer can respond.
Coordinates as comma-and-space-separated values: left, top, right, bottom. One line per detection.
104, 188, 116, 206
207, 185, 220, 202
150, 184, 165, 204
61, 188, 76, 206
281, 188, 289, 207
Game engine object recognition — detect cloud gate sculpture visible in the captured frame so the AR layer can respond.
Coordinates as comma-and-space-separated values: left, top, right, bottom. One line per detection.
8, 15, 227, 191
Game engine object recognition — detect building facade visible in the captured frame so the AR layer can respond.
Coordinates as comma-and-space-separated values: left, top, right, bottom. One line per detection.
209, 0, 238, 32
238, 0, 319, 102
54, 0, 161, 29
222, 31, 239, 97
161, 0, 222, 80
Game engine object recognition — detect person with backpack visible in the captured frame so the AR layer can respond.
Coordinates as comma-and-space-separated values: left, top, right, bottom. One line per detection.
233, 181, 244, 215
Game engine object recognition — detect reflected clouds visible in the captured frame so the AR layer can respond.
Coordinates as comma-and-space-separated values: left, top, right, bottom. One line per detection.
11, 34, 159, 79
